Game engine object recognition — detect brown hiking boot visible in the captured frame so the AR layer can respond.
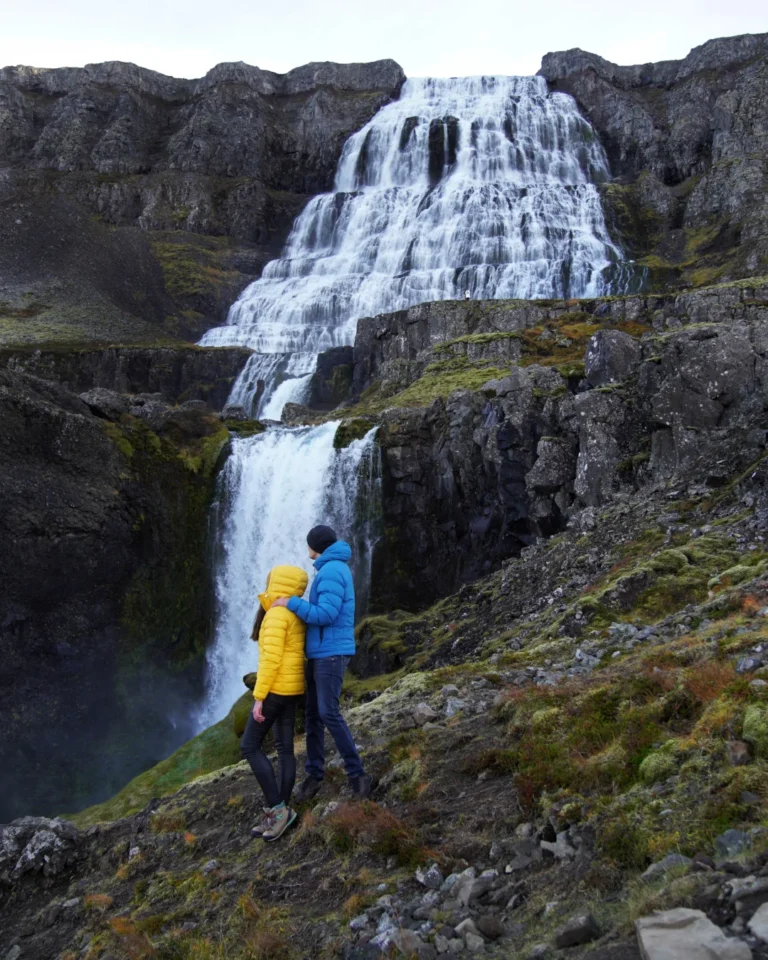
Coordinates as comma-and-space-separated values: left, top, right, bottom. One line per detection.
250, 808, 276, 838
262, 805, 297, 842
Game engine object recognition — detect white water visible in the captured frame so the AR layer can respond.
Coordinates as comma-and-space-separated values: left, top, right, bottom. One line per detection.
201, 74, 626, 414
198, 423, 379, 727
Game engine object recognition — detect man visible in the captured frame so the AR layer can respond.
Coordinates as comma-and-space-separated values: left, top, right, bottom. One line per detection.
272, 524, 372, 802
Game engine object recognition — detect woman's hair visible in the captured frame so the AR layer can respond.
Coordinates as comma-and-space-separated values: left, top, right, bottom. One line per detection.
251, 605, 266, 642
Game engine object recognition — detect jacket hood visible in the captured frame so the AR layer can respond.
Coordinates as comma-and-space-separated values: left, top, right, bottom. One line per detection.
259, 565, 309, 610
315, 540, 352, 568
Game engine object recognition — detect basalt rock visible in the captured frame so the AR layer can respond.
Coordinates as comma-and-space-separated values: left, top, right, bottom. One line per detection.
540, 34, 768, 285
0, 344, 251, 411
363, 281, 768, 609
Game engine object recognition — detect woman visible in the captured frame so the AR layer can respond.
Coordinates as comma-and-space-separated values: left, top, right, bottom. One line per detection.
240, 564, 308, 842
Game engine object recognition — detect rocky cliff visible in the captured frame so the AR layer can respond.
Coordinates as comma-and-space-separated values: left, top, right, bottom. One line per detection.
0, 58, 405, 344
540, 34, 768, 289
312, 280, 765, 610
0, 368, 244, 822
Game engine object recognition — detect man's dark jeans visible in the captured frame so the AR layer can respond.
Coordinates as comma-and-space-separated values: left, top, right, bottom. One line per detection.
240, 693, 301, 808
305, 655, 364, 781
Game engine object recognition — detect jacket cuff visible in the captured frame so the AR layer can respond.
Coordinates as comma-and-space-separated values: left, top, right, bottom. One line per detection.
287, 596, 300, 613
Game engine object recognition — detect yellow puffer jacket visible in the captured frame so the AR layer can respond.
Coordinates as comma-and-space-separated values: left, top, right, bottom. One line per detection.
253, 565, 309, 702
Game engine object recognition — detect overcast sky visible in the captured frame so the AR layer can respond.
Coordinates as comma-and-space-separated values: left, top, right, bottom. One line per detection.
2, 0, 766, 79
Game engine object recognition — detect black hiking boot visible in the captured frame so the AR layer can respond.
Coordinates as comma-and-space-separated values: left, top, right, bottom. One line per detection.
294, 776, 322, 804
350, 774, 373, 801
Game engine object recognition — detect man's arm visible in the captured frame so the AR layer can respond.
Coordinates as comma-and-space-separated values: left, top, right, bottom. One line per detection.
286, 575, 343, 626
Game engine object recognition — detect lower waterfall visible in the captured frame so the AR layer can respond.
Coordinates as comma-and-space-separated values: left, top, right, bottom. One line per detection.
197, 422, 380, 727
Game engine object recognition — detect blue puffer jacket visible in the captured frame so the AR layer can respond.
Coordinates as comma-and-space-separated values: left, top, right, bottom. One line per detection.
287, 540, 356, 659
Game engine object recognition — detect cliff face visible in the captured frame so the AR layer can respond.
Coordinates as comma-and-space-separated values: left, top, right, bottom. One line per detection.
0, 369, 237, 821
540, 34, 768, 288
340, 281, 768, 610
0, 58, 405, 345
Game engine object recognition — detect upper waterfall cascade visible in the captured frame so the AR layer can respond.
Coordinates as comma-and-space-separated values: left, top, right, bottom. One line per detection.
200, 75, 625, 414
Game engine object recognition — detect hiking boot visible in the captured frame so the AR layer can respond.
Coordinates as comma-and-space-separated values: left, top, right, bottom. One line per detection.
250, 807, 276, 838
294, 776, 322, 804
262, 805, 297, 842
350, 773, 373, 801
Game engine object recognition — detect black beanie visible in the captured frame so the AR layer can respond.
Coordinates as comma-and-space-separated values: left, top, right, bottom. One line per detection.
307, 524, 337, 554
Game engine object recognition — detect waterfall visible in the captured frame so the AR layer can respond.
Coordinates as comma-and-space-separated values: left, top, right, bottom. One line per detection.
198, 424, 379, 727
196, 74, 627, 727
201, 74, 625, 414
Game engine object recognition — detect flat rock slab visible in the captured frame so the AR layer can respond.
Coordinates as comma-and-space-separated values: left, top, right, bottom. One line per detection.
636, 908, 752, 959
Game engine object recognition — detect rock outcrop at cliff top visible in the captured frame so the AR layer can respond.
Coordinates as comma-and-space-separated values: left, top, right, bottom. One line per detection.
540, 33, 768, 287
0, 57, 405, 344
0, 58, 405, 237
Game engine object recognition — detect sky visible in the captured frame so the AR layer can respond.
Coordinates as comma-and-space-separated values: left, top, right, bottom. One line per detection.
2, 0, 766, 79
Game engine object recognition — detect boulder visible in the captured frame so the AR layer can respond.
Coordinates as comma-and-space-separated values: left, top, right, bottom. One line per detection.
585, 330, 641, 387
635, 908, 752, 959
413, 703, 439, 726
641, 854, 693, 881
79, 387, 130, 420
555, 913, 600, 948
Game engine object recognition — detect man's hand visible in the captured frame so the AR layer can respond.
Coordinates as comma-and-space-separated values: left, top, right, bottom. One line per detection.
271, 597, 289, 608
252, 700, 265, 722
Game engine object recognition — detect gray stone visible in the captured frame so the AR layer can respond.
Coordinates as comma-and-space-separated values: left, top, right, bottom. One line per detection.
444, 698, 466, 718
636, 907, 752, 959
748, 902, 768, 942
528, 946, 550, 959
79, 387, 130, 420
726, 740, 752, 766
642, 854, 693, 881
349, 914, 371, 932
464, 931, 486, 953
413, 703, 439, 726
716, 829, 752, 859
4, 948, 21, 960
555, 913, 600, 948
737, 657, 763, 674
476, 915, 504, 940
201, 859, 219, 874
416, 863, 444, 890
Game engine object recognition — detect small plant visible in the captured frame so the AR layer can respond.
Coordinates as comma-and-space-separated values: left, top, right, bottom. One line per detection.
323, 802, 425, 868
150, 808, 186, 833
84, 893, 114, 912
108, 916, 156, 959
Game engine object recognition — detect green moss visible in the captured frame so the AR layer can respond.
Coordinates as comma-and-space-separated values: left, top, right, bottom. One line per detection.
334, 418, 376, 449
639, 741, 681, 784
385, 357, 508, 408
70, 692, 251, 825
151, 239, 239, 301
110, 417, 230, 666
743, 705, 768, 759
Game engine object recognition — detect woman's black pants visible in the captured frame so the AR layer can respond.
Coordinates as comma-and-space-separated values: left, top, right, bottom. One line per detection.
240, 693, 300, 808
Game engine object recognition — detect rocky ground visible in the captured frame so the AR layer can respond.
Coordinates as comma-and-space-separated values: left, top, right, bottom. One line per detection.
5, 398, 768, 958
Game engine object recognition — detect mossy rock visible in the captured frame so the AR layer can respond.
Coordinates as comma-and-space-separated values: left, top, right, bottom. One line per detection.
639, 740, 681, 784
742, 705, 768, 759
334, 418, 376, 449
70, 692, 252, 826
